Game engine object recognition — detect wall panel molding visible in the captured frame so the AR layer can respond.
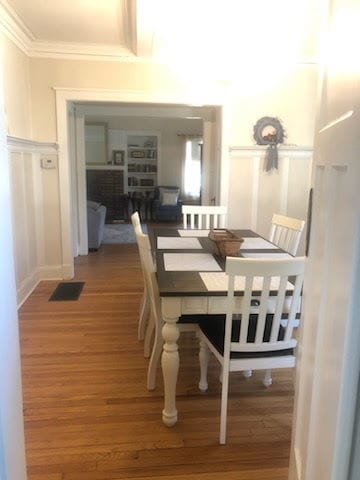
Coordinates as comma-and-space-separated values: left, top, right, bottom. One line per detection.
229, 145, 313, 158
8, 136, 63, 308
7, 135, 58, 153
228, 146, 313, 253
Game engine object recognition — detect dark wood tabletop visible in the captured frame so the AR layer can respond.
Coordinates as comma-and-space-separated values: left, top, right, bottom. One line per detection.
150, 227, 286, 297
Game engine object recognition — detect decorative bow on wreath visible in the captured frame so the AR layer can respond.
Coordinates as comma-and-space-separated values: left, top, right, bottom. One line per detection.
253, 117, 285, 172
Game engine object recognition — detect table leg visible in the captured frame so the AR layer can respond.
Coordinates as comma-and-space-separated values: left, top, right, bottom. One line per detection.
161, 315, 180, 426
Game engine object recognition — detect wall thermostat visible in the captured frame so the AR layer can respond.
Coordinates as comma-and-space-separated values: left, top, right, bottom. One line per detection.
40, 155, 57, 169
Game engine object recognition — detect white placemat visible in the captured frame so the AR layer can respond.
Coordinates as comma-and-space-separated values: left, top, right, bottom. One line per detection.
157, 237, 202, 249
178, 229, 210, 237
241, 252, 292, 258
241, 237, 279, 249
164, 253, 221, 271
200, 272, 294, 292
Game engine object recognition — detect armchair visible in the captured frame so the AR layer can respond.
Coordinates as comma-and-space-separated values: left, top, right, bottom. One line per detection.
87, 200, 107, 250
152, 186, 182, 222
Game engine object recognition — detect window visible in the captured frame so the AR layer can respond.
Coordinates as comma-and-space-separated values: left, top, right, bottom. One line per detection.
184, 138, 202, 199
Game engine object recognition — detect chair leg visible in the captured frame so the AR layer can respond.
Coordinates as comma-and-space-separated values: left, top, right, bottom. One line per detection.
219, 367, 230, 445
147, 319, 163, 390
138, 288, 150, 341
144, 313, 155, 358
263, 369, 272, 387
198, 338, 210, 392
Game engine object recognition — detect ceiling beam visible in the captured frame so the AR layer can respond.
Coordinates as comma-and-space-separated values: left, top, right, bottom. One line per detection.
134, 0, 157, 57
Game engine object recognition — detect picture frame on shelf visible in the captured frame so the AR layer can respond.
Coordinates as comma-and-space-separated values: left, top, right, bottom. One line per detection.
130, 150, 146, 158
113, 150, 125, 166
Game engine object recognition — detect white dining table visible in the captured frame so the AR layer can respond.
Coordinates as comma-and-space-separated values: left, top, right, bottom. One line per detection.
153, 227, 292, 426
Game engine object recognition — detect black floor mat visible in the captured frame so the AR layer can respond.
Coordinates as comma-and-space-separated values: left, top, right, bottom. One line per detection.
49, 282, 85, 301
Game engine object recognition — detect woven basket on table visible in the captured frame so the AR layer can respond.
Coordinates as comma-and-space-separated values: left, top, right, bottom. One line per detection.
208, 229, 244, 258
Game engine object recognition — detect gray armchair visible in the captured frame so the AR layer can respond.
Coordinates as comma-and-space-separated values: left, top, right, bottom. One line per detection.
87, 201, 107, 250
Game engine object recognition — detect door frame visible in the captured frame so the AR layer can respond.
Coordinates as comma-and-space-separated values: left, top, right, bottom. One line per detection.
55, 88, 230, 274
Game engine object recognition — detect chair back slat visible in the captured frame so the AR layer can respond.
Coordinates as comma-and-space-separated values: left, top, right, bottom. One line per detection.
136, 231, 161, 323
205, 214, 210, 229
226, 257, 305, 354
269, 214, 305, 256
131, 211, 142, 234
284, 273, 304, 341
270, 276, 288, 343
239, 276, 253, 343
182, 205, 227, 229
255, 276, 271, 344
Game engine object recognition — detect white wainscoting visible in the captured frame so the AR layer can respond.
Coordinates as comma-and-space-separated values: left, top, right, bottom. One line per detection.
7, 136, 63, 307
227, 146, 313, 255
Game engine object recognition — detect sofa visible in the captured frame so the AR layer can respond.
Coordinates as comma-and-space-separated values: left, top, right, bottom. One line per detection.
152, 186, 182, 222
87, 200, 107, 250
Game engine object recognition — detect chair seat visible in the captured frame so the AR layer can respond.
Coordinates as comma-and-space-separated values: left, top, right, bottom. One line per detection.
199, 314, 294, 359
179, 314, 223, 324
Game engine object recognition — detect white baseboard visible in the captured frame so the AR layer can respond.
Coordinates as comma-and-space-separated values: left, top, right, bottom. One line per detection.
17, 265, 69, 308
61, 264, 75, 279
17, 270, 40, 308
295, 447, 302, 480
38, 265, 66, 279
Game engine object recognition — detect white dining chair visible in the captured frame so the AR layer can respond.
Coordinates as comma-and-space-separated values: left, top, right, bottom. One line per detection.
131, 211, 152, 357
135, 230, 199, 390
182, 205, 227, 230
269, 214, 305, 256
197, 256, 305, 444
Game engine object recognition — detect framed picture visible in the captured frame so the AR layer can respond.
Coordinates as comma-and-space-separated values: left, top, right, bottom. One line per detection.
130, 150, 145, 158
113, 150, 125, 166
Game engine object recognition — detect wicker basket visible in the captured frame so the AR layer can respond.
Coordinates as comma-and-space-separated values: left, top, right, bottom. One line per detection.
208, 229, 244, 257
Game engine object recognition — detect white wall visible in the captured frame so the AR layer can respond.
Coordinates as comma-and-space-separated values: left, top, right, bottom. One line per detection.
228, 147, 312, 255
289, 0, 360, 476
8, 139, 62, 305
2, 33, 63, 304
0, 38, 26, 480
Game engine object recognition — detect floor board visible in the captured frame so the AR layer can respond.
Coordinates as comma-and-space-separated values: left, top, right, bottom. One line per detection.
19, 243, 294, 479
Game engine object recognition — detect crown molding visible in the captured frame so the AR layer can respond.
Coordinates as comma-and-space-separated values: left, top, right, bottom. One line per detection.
0, 0, 145, 62
0, 0, 34, 53
27, 40, 140, 62
0, 0, 320, 65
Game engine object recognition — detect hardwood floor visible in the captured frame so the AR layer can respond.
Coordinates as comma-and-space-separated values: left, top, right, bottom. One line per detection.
19, 244, 294, 479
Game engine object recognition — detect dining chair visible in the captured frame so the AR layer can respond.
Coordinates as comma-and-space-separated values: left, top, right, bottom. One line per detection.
269, 214, 305, 256
131, 211, 152, 357
182, 205, 227, 229
135, 229, 199, 390
197, 256, 305, 444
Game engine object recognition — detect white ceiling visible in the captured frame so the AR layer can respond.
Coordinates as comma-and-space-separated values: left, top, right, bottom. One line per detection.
2, 0, 324, 63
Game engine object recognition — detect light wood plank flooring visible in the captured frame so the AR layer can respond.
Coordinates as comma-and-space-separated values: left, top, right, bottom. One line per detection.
19, 244, 294, 479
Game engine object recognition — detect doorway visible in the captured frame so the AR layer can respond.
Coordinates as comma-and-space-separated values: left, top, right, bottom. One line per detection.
64, 97, 227, 257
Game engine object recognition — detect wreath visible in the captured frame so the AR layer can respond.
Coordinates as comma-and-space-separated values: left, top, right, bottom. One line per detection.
253, 117, 285, 171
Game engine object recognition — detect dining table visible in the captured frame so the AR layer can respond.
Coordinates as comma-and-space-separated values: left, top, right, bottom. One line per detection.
150, 226, 293, 427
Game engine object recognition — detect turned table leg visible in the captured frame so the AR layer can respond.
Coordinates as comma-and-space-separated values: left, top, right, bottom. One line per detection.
161, 315, 180, 426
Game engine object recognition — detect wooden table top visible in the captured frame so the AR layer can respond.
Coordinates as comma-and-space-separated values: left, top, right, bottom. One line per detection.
150, 227, 286, 297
